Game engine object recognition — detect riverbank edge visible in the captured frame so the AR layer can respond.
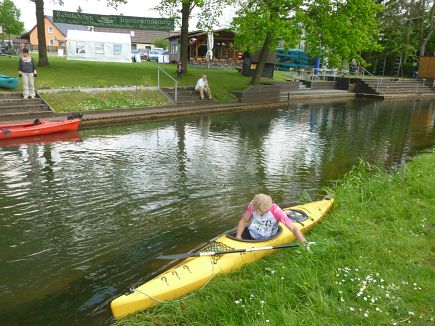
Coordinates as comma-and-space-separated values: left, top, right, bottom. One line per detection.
114, 152, 434, 325
71, 93, 356, 127
0, 89, 356, 125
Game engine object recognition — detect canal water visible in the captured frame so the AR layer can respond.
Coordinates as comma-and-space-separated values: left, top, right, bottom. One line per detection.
0, 98, 434, 325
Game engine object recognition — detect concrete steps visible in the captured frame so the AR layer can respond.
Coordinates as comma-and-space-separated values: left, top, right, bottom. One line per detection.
0, 92, 53, 119
161, 87, 212, 105
357, 79, 435, 98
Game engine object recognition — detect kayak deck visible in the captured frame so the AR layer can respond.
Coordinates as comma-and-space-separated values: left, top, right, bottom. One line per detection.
0, 118, 81, 140
111, 198, 334, 319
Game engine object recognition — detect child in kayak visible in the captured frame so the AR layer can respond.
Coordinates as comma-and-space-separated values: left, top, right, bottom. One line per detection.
236, 193, 307, 243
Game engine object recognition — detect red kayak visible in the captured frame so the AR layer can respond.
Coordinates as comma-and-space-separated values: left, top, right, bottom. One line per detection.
0, 131, 82, 147
0, 116, 82, 140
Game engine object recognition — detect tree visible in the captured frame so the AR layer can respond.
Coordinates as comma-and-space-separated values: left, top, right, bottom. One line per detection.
155, 0, 231, 73
30, 0, 127, 67
302, 0, 383, 67
153, 37, 169, 49
0, 0, 25, 37
415, 0, 434, 56
232, 0, 382, 84
233, 0, 303, 85
379, 0, 434, 62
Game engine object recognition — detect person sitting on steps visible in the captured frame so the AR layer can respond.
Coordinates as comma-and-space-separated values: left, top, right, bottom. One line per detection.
195, 75, 212, 100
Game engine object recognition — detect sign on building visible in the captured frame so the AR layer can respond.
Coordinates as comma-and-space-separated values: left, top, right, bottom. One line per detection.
53, 10, 174, 31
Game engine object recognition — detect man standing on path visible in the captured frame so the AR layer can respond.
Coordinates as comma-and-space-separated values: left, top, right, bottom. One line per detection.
195, 75, 212, 100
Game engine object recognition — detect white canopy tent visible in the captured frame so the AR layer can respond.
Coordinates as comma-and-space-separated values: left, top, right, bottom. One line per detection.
66, 30, 131, 63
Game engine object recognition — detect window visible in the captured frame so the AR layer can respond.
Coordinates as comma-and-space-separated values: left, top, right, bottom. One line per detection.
113, 44, 122, 55
48, 26, 53, 33
95, 43, 104, 54
130, 31, 135, 37
49, 39, 54, 46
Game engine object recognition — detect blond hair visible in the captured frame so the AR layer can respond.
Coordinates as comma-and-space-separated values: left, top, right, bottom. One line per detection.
252, 194, 273, 213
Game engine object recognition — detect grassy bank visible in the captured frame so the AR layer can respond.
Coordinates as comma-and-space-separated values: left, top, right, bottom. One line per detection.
40, 90, 169, 112
0, 55, 253, 104
115, 152, 434, 325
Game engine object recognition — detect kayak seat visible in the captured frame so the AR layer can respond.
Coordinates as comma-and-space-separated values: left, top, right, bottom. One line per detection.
1, 128, 11, 135
285, 209, 308, 223
226, 225, 283, 242
33, 119, 41, 126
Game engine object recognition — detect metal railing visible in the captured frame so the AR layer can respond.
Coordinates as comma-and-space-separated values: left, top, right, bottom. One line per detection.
358, 66, 382, 92
157, 66, 178, 103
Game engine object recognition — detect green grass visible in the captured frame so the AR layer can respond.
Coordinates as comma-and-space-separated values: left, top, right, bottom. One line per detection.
0, 55, 254, 103
41, 90, 169, 112
115, 152, 434, 325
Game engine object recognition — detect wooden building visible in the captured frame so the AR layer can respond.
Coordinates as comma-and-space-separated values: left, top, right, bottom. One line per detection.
167, 28, 242, 64
242, 51, 277, 78
418, 56, 435, 78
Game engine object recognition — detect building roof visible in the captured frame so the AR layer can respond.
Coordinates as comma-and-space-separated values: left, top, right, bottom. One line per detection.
21, 15, 170, 44
93, 27, 170, 44
46, 16, 89, 35
167, 28, 235, 40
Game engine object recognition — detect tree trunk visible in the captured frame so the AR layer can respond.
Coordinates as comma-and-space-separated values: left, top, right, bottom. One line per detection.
180, 1, 190, 74
34, 0, 49, 66
419, 0, 435, 56
251, 32, 272, 85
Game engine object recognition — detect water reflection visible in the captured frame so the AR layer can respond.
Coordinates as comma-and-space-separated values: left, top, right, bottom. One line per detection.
0, 98, 433, 325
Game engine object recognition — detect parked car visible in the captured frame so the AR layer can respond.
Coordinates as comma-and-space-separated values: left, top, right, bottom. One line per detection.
139, 49, 149, 61
131, 49, 149, 62
131, 50, 140, 62
148, 50, 161, 61
153, 48, 164, 54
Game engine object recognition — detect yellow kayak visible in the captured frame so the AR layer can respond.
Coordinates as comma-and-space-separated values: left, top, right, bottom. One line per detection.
111, 197, 334, 319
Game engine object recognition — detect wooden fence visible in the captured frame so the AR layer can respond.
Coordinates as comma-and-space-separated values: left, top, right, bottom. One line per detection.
418, 56, 435, 78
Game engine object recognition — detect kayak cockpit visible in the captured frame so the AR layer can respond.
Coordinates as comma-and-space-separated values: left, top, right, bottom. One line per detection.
225, 209, 309, 243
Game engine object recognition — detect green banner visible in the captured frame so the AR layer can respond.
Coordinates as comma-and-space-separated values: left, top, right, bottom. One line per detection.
53, 10, 174, 31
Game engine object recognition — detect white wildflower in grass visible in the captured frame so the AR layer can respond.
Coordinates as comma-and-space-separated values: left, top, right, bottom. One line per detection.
334, 265, 419, 321
260, 300, 265, 306
408, 312, 414, 316
266, 320, 270, 323
235, 299, 242, 304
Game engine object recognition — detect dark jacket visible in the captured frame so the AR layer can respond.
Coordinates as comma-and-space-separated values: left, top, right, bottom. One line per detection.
19, 57, 36, 73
